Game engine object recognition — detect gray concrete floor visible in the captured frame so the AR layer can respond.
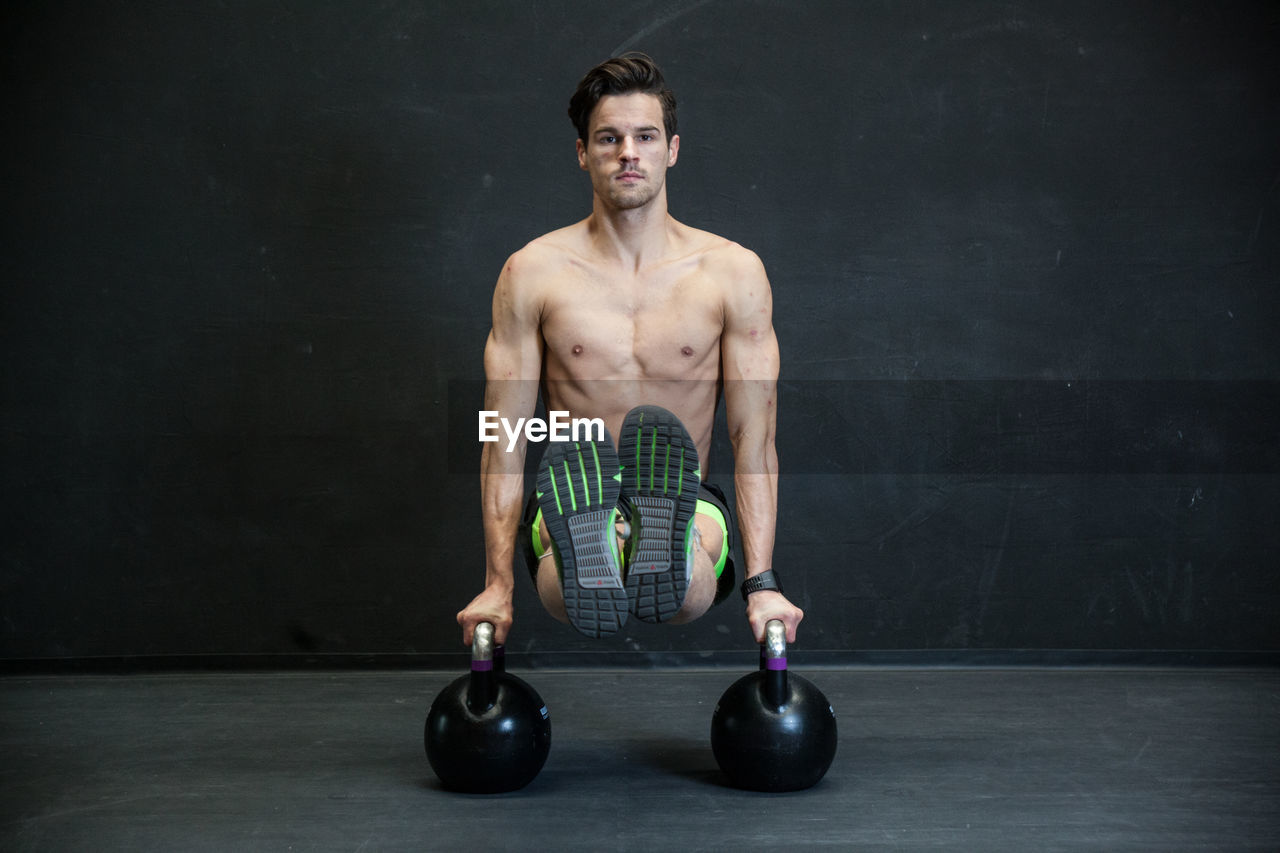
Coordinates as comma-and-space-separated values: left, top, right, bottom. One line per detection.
2, 667, 1278, 850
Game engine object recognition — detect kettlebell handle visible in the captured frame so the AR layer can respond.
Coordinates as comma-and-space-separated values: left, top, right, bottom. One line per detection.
472, 622, 496, 668
758, 619, 788, 671
757, 620, 789, 710
467, 622, 497, 713
764, 620, 787, 665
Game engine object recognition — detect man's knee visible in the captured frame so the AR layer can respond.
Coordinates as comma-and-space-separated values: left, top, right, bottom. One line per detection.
694, 511, 724, 565
534, 552, 569, 624
669, 534, 717, 624
694, 508, 727, 571
675, 513, 725, 623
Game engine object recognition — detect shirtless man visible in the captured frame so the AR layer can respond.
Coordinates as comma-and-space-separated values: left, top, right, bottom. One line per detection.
456, 53, 804, 647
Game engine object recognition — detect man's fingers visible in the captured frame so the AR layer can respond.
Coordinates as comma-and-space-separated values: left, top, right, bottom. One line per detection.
747, 597, 803, 644
785, 607, 804, 643
458, 611, 512, 647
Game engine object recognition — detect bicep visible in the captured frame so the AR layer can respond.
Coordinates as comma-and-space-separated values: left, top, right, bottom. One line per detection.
484, 257, 544, 383
482, 260, 543, 433
721, 252, 779, 437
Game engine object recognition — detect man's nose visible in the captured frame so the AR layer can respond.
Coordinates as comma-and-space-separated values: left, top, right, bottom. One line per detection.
618, 136, 638, 162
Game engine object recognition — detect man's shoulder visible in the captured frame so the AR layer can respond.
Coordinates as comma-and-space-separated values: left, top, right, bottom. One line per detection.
503, 223, 587, 280
671, 224, 771, 318
673, 222, 765, 275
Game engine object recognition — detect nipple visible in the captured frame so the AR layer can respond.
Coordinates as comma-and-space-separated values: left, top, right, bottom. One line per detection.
572, 344, 584, 356
681, 346, 694, 357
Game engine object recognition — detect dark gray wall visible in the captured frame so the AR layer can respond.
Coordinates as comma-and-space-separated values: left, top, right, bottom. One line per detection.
3, 1, 1277, 664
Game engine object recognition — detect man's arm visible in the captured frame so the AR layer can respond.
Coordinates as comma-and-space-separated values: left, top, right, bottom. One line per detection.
456, 252, 543, 646
720, 248, 804, 643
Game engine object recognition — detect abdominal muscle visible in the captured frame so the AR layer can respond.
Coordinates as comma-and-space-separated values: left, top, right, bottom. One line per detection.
541, 365, 721, 472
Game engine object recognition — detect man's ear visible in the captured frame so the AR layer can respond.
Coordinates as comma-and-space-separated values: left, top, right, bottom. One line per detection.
577, 138, 588, 170
667, 134, 679, 167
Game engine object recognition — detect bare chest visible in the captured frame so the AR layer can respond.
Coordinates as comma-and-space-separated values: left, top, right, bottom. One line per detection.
541, 266, 723, 380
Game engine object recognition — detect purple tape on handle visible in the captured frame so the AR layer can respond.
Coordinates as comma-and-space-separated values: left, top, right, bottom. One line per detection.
471, 660, 494, 672
765, 657, 788, 671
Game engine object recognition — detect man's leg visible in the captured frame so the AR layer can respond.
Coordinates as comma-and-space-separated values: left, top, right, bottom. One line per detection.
529, 407, 731, 632
667, 510, 724, 624
533, 534, 568, 625
540, 506, 722, 624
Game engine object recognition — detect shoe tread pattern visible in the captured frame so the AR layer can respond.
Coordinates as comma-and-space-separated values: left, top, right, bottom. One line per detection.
536, 437, 628, 638
619, 406, 700, 623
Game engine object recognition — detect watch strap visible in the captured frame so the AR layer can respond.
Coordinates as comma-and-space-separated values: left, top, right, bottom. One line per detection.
740, 568, 783, 600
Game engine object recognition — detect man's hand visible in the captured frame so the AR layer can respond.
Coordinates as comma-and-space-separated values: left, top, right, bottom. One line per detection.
456, 583, 515, 646
745, 589, 804, 644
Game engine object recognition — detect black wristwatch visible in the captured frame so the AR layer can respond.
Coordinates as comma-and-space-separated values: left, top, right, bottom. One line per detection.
740, 568, 784, 600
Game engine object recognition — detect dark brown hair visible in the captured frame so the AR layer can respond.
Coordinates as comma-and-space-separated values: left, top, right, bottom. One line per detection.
567, 52, 677, 145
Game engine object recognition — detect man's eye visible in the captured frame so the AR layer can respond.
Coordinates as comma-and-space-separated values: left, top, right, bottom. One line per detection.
600, 136, 616, 144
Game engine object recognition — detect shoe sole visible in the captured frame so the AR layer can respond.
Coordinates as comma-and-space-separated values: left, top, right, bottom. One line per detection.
619, 406, 700, 623
535, 433, 628, 638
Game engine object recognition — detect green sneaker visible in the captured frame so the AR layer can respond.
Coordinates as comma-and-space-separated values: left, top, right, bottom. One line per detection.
618, 405, 700, 623
535, 429, 628, 638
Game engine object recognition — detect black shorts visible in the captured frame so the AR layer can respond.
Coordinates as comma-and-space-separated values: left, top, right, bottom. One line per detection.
518, 481, 738, 606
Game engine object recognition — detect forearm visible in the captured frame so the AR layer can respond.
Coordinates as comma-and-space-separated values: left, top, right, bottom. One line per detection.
479, 444, 526, 590
734, 431, 800, 643
733, 438, 778, 579
477, 333, 539, 591
458, 443, 526, 645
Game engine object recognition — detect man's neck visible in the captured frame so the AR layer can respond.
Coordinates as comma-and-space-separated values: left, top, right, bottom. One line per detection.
585, 194, 674, 271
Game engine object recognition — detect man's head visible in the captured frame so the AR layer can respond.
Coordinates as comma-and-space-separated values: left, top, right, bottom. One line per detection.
567, 52, 677, 147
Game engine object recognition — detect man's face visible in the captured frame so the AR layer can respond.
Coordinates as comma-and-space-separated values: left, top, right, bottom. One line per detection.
577, 92, 679, 211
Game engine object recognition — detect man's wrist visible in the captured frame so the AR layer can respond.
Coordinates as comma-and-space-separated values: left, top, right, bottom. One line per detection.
482, 570, 516, 592
740, 568, 784, 601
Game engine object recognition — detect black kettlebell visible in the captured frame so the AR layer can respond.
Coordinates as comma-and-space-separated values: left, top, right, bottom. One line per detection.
424, 622, 551, 793
710, 619, 838, 792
